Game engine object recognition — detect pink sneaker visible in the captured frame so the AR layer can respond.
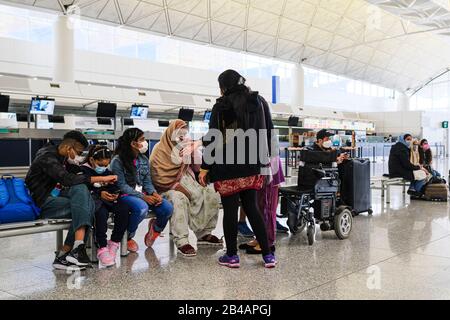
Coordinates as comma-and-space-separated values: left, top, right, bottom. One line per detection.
97, 247, 115, 267
107, 240, 120, 260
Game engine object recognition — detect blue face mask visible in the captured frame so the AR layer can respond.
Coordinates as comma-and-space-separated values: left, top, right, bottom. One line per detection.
95, 166, 107, 174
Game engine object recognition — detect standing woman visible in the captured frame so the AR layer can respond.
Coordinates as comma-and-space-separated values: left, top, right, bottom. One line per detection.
199, 69, 276, 268
111, 128, 173, 253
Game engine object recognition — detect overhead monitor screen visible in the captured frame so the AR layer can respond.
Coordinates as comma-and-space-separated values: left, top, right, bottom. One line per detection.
96, 102, 117, 118
288, 116, 299, 127
130, 105, 148, 119
178, 108, 194, 122
203, 110, 212, 123
30, 98, 55, 115
0, 94, 10, 112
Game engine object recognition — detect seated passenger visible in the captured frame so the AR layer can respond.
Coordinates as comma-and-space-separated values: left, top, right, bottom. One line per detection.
111, 128, 173, 253
388, 133, 427, 196
25, 131, 117, 270
79, 145, 129, 267
419, 139, 441, 178
150, 120, 222, 257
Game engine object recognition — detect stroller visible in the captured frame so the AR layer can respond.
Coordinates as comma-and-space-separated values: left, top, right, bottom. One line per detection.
279, 149, 353, 245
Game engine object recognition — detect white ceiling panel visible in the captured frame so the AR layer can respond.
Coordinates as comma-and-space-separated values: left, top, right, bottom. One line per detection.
6, 0, 450, 92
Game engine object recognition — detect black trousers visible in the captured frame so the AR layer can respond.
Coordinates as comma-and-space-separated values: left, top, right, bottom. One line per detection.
95, 201, 129, 248
221, 189, 270, 256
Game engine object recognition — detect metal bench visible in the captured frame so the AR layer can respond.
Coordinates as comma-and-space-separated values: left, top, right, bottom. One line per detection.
0, 166, 29, 179
0, 219, 71, 250
0, 218, 129, 263
371, 176, 408, 203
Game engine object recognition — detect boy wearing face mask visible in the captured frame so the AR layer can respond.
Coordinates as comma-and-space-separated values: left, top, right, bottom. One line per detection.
309, 129, 349, 164
79, 145, 129, 267
25, 131, 118, 270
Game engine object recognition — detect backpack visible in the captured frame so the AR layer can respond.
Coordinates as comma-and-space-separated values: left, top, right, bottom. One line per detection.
0, 175, 41, 224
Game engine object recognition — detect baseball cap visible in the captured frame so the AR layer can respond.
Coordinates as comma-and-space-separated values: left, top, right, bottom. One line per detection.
316, 129, 334, 140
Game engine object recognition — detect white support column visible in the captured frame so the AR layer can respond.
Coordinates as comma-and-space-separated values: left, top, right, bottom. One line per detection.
397, 92, 410, 111
291, 64, 305, 110
53, 15, 74, 83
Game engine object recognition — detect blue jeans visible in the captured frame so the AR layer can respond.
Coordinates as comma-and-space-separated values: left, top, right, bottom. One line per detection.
432, 169, 441, 178
41, 184, 95, 246
119, 195, 173, 239
410, 179, 427, 193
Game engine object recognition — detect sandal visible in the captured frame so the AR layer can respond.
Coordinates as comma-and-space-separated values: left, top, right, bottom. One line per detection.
238, 239, 258, 250
246, 244, 262, 255
197, 234, 223, 246
177, 244, 197, 257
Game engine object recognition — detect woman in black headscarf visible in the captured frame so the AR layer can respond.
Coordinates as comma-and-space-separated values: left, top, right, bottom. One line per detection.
198, 69, 276, 268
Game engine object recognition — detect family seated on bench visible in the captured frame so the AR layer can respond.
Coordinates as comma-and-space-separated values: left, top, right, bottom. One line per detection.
25, 128, 221, 270
388, 133, 441, 198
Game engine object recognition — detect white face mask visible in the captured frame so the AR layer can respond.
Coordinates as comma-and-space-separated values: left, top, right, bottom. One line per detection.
322, 140, 333, 149
138, 140, 149, 154
67, 151, 85, 165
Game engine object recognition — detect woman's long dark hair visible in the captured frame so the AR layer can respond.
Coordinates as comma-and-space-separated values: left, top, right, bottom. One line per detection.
218, 69, 251, 130
115, 128, 144, 181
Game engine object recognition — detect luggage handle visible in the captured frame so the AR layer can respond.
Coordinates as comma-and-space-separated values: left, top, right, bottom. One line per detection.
1, 175, 15, 180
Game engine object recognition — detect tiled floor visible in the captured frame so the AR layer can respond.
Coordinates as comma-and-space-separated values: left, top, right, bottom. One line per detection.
1, 159, 450, 300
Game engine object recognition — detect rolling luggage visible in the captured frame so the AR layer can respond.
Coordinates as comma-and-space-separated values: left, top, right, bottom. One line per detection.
423, 182, 448, 202
339, 158, 372, 215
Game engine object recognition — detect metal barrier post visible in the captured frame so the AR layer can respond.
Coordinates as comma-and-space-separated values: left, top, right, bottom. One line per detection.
56, 230, 63, 251
121, 231, 129, 257
285, 148, 290, 177
372, 146, 376, 163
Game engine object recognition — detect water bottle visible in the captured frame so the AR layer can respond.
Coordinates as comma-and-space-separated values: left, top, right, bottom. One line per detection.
50, 183, 62, 197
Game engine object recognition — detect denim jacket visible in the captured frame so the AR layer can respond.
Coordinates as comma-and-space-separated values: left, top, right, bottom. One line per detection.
110, 154, 156, 198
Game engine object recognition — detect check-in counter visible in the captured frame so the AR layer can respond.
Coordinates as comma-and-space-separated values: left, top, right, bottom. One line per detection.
0, 128, 162, 167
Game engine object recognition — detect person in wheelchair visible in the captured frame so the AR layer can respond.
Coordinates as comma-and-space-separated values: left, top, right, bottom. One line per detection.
307, 129, 349, 165
279, 129, 353, 245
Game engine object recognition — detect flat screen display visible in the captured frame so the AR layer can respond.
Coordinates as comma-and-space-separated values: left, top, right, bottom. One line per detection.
203, 110, 212, 123
124, 118, 134, 126
97, 118, 112, 125
96, 102, 117, 118
130, 105, 148, 119
48, 115, 65, 123
178, 108, 194, 122
288, 116, 299, 127
158, 120, 169, 127
0, 94, 10, 112
30, 98, 55, 115
16, 114, 34, 122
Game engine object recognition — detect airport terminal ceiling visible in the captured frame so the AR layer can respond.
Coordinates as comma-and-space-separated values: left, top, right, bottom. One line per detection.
2, 0, 450, 94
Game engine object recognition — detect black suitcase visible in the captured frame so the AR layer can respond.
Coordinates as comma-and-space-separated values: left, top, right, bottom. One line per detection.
339, 158, 372, 215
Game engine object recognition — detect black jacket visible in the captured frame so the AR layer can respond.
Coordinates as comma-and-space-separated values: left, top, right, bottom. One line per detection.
25, 144, 89, 207
79, 165, 120, 210
201, 92, 274, 183
388, 142, 420, 181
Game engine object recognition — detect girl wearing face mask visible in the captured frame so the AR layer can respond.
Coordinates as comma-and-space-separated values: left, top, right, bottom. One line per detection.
419, 139, 441, 178
111, 128, 173, 254
79, 145, 130, 267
